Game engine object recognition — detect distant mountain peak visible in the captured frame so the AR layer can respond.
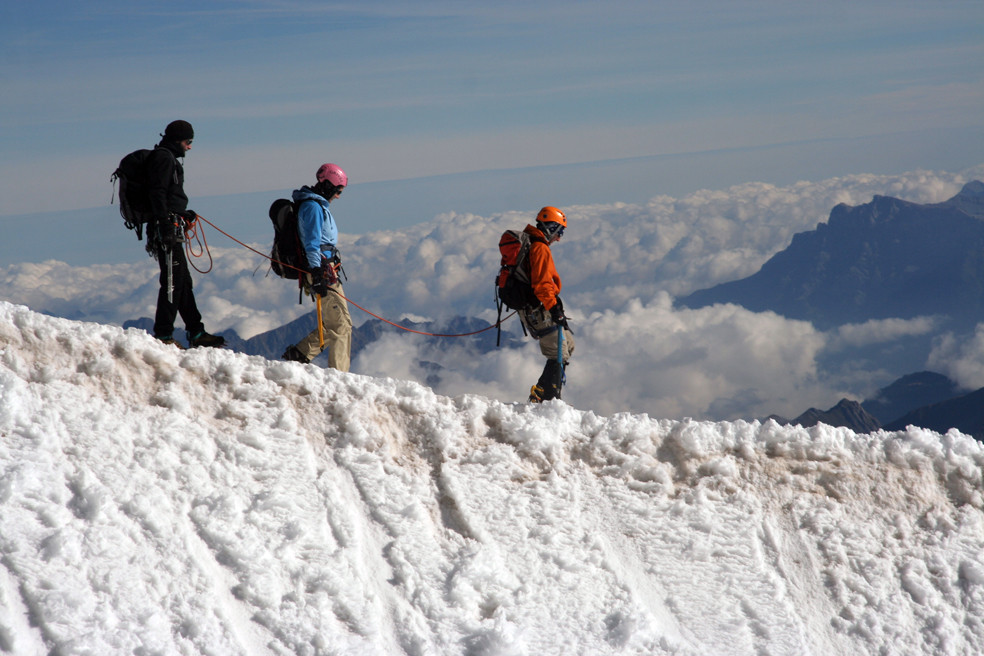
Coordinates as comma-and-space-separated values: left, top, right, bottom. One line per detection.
861, 371, 960, 424
958, 180, 984, 197
789, 398, 881, 433
884, 386, 984, 439
943, 180, 984, 218
679, 181, 984, 329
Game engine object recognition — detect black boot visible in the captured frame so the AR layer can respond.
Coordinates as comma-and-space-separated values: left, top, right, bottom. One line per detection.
282, 345, 311, 364
535, 359, 564, 401
189, 330, 225, 348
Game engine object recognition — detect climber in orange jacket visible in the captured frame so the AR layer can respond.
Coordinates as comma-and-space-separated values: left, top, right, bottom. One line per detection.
518, 206, 575, 402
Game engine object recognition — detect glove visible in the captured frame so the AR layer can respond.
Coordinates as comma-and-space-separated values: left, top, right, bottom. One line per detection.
309, 267, 329, 297
181, 210, 198, 225
549, 303, 569, 329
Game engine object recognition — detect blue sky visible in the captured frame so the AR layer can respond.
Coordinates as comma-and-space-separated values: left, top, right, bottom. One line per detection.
1, 0, 982, 222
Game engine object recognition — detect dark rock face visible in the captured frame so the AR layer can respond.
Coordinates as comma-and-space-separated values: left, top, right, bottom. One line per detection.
770, 398, 881, 433
884, 386, 984, 439
861, 371, 960, 425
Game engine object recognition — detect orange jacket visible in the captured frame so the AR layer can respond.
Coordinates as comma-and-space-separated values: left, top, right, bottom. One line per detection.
523, 224, 561, 310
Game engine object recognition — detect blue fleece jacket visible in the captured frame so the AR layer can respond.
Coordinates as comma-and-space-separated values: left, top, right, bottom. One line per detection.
291, 186, 338, 270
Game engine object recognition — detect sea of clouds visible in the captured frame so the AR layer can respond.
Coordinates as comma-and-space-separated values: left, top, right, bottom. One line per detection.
3, 167, 983, 420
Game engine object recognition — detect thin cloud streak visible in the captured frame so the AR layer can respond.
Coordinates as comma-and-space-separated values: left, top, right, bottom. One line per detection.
1, 0, 981, 215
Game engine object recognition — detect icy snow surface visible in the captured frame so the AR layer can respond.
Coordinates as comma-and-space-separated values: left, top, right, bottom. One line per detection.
1, 300, 984, 655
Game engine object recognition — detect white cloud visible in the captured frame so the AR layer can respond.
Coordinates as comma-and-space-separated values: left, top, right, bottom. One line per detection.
830, 317, 940, 350
927, 325, 984, 392
568, 294, 831, 420
0, 247, 311, 339
359, 293, 834, 421
0, 259, 157, 323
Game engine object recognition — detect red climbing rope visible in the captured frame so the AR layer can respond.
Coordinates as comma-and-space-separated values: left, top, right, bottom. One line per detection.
191, 214, 514, 337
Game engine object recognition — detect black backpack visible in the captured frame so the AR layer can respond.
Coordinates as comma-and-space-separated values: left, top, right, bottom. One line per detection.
111, 147, 173, 240
269, 198, 307, 280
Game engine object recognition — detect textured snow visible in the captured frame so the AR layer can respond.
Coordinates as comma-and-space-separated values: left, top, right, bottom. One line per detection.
1, 301, 983, 655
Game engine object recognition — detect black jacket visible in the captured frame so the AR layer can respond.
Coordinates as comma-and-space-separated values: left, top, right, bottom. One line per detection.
148, 141, 188, 219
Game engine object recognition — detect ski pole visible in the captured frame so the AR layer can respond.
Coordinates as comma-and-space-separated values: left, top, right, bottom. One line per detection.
316, 294, 325, 349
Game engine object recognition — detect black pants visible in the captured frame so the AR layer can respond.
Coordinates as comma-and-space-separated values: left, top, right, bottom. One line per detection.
153, 243, 203, 338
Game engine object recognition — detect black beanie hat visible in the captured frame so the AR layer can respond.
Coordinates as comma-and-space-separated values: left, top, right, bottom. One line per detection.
163, 120, 194, 142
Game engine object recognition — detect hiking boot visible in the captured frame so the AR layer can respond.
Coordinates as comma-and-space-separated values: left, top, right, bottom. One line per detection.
528, 385, 545, 403
536, 360, 563, 401
282, 345, 311, 364
189, 331, 225, 348
156, 335, 186, 349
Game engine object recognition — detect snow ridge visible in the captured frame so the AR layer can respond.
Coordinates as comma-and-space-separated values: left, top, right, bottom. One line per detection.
1, 301, 983, 655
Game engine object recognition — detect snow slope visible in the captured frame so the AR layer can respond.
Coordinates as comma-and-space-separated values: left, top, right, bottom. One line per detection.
1, 301, 983, 655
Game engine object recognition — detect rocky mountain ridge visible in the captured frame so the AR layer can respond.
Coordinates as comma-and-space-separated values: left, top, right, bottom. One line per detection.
679, 181, 984, 330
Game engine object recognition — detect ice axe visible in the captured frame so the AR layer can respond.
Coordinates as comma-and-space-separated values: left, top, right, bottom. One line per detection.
556, 324, 565, 393
316, 294, 325, 350
557, 324, 564, 367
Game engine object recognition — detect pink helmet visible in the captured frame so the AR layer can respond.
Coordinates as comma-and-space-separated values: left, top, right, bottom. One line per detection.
316, 163, 348, 187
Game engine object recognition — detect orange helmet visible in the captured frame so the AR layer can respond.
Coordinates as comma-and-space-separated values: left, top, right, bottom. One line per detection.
536, 206, 567, 228
536, 206, 567, 242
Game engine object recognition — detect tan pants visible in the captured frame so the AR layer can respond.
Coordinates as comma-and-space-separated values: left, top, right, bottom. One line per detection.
519, 305, 575, 362
296, 282, 353, 371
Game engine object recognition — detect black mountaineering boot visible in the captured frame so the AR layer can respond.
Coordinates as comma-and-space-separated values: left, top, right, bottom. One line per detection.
189, 331, 226, 348
282, 345, 311, 364
536, 359, 564, 401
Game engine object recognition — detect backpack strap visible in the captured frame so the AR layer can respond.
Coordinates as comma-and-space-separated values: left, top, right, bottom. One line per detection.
293, 197, 321, 267
516, 231, 549, 281
495, 283, 503, 347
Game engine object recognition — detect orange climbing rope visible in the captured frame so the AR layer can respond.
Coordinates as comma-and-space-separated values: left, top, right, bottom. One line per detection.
182, 215, 213, 274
